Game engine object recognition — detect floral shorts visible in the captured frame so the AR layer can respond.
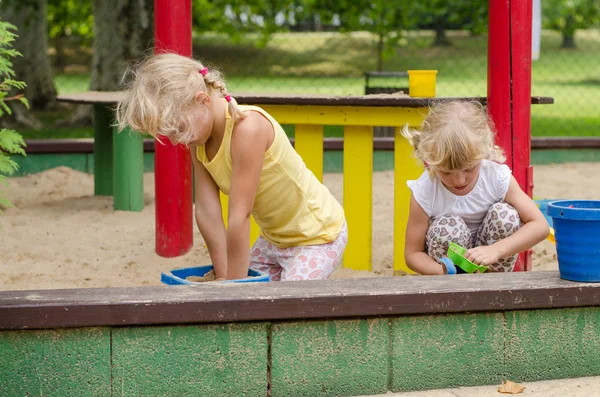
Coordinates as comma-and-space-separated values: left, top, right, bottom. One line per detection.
249, 222, 348, 281
426, 202, 521, 272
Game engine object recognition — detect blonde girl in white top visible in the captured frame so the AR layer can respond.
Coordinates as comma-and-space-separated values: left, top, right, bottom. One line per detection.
402, 101, 549, 275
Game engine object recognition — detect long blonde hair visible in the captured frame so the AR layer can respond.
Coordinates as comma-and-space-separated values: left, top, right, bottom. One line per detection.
401, 101, 505, 174
115, 52, 247, 146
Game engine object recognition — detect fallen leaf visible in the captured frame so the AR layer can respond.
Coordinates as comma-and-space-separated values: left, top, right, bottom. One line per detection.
498, 380, 526, 394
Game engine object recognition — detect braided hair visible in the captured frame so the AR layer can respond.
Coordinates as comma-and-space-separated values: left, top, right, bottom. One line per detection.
116, 52, 247, 146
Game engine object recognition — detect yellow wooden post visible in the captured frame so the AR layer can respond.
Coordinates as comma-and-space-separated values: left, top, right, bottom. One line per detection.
343, 125, 373, 271
394, 72, 436, 273
393, 131, 424, 274
295, 124, 324, 182
220, 192, 261, 246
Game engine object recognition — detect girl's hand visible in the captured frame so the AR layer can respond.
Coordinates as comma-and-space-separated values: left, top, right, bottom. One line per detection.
466, 245, 501, 266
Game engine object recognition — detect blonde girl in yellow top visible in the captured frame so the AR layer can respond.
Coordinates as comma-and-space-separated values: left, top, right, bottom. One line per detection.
116, 53, 347, 281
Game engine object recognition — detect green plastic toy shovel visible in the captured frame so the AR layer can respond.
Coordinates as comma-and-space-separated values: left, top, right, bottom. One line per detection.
447, 242, 488, 273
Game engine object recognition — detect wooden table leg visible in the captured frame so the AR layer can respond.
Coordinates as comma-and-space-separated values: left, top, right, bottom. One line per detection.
112, 125, 144, 211
93, 104, 114, 196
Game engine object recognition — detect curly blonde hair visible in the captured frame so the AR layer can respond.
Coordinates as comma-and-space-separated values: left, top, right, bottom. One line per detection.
401, 101, 505, 174
115, 52, 247, 146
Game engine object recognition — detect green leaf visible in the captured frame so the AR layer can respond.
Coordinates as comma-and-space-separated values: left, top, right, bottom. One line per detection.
0, 101, 11, 116
0, 129, 26, 156
19, 97, 29, 109
0, 18, 26, 221
0, 156, 19, 175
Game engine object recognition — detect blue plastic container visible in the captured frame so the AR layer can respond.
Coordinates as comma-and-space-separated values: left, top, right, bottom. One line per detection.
534, 199, 555, 229
547, 200, 600, 282
161, 265, 270, 285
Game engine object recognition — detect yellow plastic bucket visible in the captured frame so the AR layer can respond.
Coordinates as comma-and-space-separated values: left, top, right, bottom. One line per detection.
408, 70, 438, 97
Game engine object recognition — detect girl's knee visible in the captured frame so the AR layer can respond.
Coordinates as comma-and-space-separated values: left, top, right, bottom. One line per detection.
481, 202, 521, 242
488, 202, 520, 224
281, 261, 332, 281
426, 215, 471, 264
428, 215, 470, 244
280, 241, 343, 281
488, 255, 518, 272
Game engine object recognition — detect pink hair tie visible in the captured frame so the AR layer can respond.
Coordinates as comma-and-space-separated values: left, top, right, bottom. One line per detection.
224, 95, 232, 102
199, 67, 208, 76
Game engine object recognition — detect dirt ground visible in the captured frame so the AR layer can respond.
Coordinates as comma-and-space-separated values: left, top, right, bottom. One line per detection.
1, 162, 596, 291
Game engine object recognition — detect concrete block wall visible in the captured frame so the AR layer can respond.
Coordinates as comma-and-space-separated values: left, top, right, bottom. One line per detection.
3, 307, 600, 396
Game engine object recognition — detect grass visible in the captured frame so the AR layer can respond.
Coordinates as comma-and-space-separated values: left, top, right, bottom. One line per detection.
38, 29, 600, 139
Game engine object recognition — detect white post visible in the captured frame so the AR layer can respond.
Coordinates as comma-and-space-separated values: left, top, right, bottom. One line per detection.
532, 0, 542, 60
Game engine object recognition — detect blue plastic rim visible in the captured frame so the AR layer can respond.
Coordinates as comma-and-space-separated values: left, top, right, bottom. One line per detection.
547, 200, 600, 282
161, 265, 270, 285
534, 199, 555, 228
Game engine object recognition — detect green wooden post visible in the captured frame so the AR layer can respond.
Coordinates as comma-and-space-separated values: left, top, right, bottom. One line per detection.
93, 104, 114, 196
113, 126, 144, 211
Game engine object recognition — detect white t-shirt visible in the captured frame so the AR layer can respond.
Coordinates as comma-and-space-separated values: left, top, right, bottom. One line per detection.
407, 159, 512, 234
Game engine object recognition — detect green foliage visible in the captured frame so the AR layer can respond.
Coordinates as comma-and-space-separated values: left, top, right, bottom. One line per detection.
47, 0, 94, 41
542, 0, 600, 47
0, 19, 27, 214
411, 0, 488, 37
314, 0, 419, 69
193, 0, 307, 47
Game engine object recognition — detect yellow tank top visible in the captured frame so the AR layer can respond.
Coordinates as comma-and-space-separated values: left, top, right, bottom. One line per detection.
196, 103, 345, 248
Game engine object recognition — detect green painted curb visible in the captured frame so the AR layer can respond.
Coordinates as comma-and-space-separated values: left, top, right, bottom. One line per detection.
4, 308, 600, 396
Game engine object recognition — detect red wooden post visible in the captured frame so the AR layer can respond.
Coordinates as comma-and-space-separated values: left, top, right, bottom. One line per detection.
487, 0, 533, 271
512, 0, 534, 271
153, 0, 194, 257
487, 0, 512, 168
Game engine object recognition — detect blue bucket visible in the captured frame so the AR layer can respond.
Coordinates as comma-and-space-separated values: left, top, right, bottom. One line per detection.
534, 199, 555, 228
161, 265, 270, 285
547, 200, 600, 282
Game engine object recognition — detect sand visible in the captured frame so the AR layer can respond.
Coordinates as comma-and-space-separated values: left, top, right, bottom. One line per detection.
0, 162, 597, 291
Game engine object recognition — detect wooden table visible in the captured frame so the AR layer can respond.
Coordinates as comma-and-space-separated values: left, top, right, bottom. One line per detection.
56, 91, 554, 213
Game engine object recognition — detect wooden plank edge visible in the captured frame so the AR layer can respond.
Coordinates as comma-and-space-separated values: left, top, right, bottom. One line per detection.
23, 136, 600, 154
56, 91, 554, 107
2, 272, 600, 330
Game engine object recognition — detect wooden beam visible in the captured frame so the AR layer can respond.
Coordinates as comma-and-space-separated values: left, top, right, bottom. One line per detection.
56, 91, 554, 107
24, 137, 600, 155
2, 272, 600, 330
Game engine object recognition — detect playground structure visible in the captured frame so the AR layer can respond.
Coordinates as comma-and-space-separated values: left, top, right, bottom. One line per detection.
55, 0, 552, 273
152, 0, 539, 272
57, 91, 552, 275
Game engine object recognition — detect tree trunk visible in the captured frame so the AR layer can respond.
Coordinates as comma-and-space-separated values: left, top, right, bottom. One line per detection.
62, 0, 153, 125
377, 32, 384, 71
0, 0, 57, 129
561, 15, 577, 49
433, 25, 452, 46
561, 33, 576, 48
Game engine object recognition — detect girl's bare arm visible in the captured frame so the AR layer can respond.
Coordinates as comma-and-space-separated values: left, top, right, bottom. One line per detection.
191, 147, 228, 278
405, 195, 445, 275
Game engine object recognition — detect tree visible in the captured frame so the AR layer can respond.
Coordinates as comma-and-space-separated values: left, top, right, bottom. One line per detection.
0, 20, 28, 214
47, 0, 94, 70
543, 0, 600, 48
0, 0, 57, 128
316, 0, 419, 71
192, 0, 312, 47
64, 0, 154, 124
411, 0, 488, 47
